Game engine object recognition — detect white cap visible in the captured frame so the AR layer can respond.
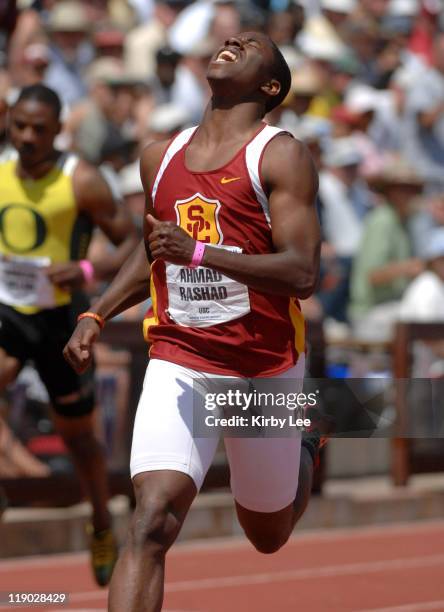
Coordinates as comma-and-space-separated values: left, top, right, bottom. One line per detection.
147, 104, 191, 133
321, 0, 356, 13
323, 136, 362, 167
47, 0, 89, 32
423, 229, 444, 261
388, 0, 419, 16
345, 85, 381, 113
168, 2, 215, 54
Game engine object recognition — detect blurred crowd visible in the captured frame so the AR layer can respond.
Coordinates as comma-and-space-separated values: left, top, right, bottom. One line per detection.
2, 0, 444, 343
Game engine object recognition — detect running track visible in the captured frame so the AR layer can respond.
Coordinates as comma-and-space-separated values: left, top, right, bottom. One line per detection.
1, 520, 444, 611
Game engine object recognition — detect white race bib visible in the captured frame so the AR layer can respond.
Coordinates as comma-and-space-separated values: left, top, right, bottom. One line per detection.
165, 245, 251, 327
0, 254, 55, 308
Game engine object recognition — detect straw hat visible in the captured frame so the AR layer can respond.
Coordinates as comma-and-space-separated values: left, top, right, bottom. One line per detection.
47, 1, 89, 33
296, 15, 348, 61
290, 64, 323, 96
367, 157, 424, 190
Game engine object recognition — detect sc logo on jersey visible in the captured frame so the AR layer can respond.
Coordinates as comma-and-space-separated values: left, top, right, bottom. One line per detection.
0, 204, 46, 253
175, 193, 223, 245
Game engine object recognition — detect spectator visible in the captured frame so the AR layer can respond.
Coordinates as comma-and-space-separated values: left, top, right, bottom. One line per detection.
297, 14, 348, 68
151, 45, 182, 104
409, 191, 444, 256
170, 36, 215, 123
318, 137, 372, 322
20, 43, 50, 87
403, 32, 444, 188
93, 24, 126, 59
266, 10, 302, 46
276, 62, 324, 135
343, 84, 387, 175
124, 0, 188, 79
44, 1, 94, 108
349, 157, 424, 340
119, 161, 145, 225
352, 0, 390, 25
143, 102, 191, 144
341, 18, 381, 84
408, 0, 441, 66
66, 57, 140, 164
321, 0, 357, 30
400, 228, 444, 321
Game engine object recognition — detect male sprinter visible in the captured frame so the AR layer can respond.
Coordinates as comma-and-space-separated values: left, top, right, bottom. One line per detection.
0, 84, 138, 585
64, 33, 321, 611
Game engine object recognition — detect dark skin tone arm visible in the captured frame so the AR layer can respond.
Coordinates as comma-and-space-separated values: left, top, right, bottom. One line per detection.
46, 159, 139, 291
64, 142, 168, 374
146, 135, 321, 298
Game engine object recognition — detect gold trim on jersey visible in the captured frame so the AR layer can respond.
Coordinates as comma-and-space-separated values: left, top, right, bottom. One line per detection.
144, 267, 159, 349
288, 297, 305, 357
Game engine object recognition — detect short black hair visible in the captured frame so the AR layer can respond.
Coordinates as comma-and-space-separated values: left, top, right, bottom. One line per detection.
265, 41, 291, 113
14, 84, 62, 120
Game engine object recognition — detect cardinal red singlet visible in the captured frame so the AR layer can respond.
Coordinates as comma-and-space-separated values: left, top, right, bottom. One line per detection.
144, 123, 305, 377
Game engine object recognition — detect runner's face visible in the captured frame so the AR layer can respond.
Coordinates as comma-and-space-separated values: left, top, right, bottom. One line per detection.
9, 100, 60, 166
207, 32, 277, 99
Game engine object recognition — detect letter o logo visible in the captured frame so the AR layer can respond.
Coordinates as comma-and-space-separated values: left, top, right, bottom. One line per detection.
0, 205, 47, 253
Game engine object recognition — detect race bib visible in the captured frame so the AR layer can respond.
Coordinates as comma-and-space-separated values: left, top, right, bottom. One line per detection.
165, 245, 251, 327
0, 254, 55, 308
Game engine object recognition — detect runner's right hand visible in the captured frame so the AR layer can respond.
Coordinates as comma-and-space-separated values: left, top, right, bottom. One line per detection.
63, 318, 100, 373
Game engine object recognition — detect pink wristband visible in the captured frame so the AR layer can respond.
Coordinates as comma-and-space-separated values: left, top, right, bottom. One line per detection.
189, 241, 206, 268
79, 259, 95, 284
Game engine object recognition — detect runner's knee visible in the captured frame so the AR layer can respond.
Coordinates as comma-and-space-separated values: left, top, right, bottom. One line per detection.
129, 491, 181, 555
52, 391, 95, 419
247, 529, 290, 555
236, 503, 294, 555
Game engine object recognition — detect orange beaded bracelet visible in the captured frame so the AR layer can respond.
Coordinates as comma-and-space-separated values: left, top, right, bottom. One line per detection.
77, 312, 106, 329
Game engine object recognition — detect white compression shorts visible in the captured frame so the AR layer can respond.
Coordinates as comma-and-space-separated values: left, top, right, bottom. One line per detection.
130, 355, 305, 513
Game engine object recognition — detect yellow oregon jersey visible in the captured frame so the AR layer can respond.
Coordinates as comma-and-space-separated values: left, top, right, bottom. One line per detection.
0, 153, 93, 313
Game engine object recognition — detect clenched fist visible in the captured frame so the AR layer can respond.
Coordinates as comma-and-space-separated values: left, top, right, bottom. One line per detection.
63, 317, 100, 374
146, 214, 196, 266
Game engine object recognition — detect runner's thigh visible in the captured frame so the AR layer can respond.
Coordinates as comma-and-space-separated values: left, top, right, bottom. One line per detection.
225, 355, 305, 513
130, 358, 220, 491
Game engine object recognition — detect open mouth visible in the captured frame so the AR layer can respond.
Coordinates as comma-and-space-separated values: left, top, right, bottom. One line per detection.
215, 49, 238, 63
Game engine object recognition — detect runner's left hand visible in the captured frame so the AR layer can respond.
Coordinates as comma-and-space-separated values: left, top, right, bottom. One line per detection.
46, 262, 89, 291
146, 214, 195, 265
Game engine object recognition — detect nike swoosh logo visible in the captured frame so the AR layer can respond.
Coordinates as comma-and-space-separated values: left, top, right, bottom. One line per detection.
220, 176, 242, 184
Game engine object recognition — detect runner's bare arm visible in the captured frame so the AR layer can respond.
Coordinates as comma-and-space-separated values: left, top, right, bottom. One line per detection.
74, 160, 140, 278
46, 160, 139, 290
147, 137, 321, 298
86, 140, 169, 312
140, 140, 171, 263
63, 240, 150, 373
64, 143, 168, 374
